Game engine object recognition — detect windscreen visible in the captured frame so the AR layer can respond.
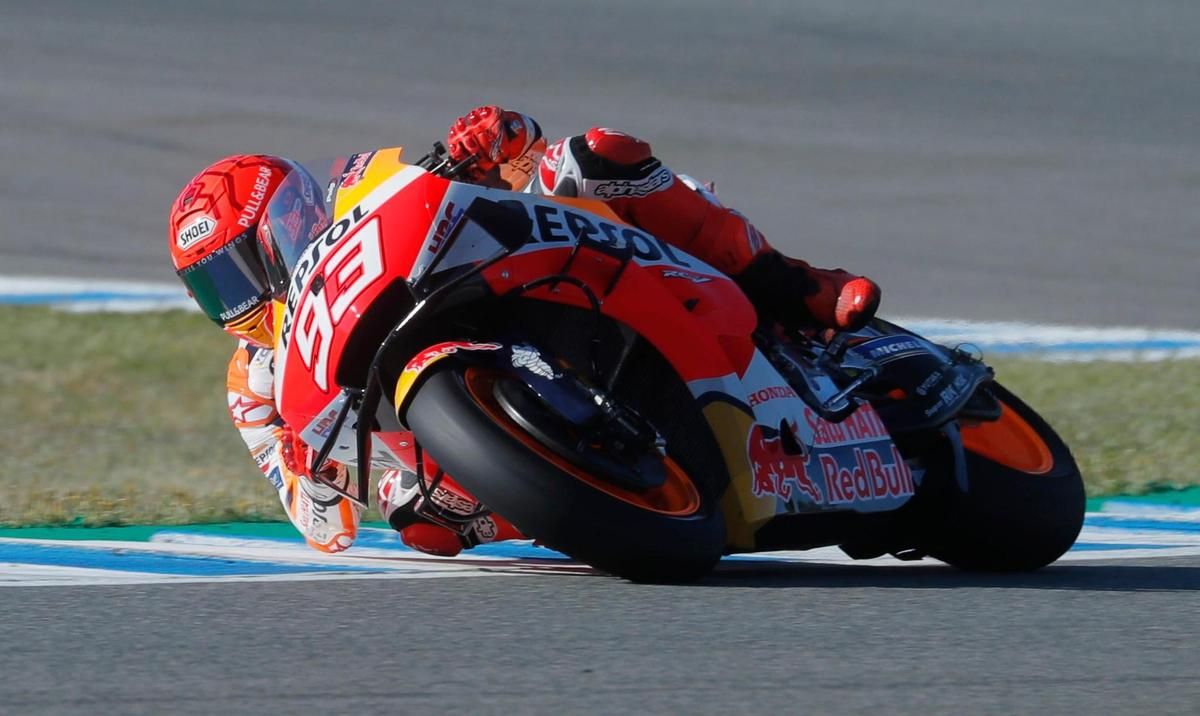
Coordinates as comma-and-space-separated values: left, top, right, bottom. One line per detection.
258, 158, 340, 298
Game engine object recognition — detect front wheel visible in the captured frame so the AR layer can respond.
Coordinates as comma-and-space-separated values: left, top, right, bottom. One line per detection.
919, 383, 1085, 571
405, 366, 726, 582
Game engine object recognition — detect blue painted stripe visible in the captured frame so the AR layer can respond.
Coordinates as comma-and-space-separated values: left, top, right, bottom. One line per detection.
0, 292, 184, 305
981, 339, 1200, 353
354, 528, 569, 558
0, 542, 388, 576
1084, 516, 1200, 534
1070, 542, 1183, 551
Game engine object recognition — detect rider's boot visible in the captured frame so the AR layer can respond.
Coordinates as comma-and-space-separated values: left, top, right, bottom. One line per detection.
539, 128, 880, 331
377, 468, 523, 557
735, 252, 881, 333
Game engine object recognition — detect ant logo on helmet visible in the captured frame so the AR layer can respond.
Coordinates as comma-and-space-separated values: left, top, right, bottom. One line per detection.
176, 215, 216, 250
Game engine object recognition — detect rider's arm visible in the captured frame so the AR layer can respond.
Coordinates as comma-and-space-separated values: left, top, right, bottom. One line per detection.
226, 342, 362, 553
446, 106, 879, 329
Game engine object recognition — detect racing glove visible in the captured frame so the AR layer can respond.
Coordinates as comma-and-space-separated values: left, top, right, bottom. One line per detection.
280, 425, 345, 485
446, 105, 544, 187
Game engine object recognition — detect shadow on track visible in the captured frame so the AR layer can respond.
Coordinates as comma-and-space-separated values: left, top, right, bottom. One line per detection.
702, 560, 1200, 592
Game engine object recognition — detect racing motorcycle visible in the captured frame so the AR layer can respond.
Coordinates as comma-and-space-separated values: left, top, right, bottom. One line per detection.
260, 145, 1085, 582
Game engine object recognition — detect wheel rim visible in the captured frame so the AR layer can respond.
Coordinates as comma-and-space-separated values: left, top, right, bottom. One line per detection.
463, 367, 703, 516
960, 402, 1055, 474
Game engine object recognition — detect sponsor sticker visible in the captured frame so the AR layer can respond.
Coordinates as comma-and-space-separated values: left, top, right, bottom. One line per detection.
405, 341, 504, 374
431, 486, 478, 516
852, 335, 926, 364
229, 394, 273, 425
747, 403, 913, 509
471, 515, 499, 542
661, 268, 712, 284
748, 423, 822, 504
428, 201, 464, 254
176, 215, 215, 250
339, 151, 376, 189
748, 385, 798, 407
511, 344, 559, 379
820, 445, 915, 505
802, 404, 890, 446
237, 165, 275, 228
591, 166, 673, 199
265, 467, 284, 490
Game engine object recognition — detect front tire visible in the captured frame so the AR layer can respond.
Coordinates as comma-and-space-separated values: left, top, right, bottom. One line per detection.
920, 383, 1085, 571
406, 367, 726, 582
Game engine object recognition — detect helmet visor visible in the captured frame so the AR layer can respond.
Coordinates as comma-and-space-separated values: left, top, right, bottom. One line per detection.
260, 163, 331, 299
176, 229, 272, 326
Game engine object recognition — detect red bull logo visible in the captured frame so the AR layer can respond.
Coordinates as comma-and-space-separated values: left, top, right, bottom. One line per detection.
747, 416, 915, 510
820, 445, 915, 504
340, 151, 375, 189
747, 423, 823, 504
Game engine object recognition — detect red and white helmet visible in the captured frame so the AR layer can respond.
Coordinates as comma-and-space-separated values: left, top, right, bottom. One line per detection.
168, 154, 290, 346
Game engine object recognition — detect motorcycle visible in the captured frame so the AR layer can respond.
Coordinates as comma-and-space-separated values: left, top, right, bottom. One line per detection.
259, 144, 1085, 582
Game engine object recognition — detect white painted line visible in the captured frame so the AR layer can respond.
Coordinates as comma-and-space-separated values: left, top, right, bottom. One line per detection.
0, 275, 193, 313
900, 317, 1200, 362
3, 510, 1196, 587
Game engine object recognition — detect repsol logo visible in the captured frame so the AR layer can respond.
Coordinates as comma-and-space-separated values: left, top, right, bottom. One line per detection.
516, 200, 694, 268
281, 202, 372, 348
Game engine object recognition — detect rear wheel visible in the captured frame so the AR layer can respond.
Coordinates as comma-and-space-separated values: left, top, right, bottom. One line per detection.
920, 383, 1085, 571
405, 366, 726, 582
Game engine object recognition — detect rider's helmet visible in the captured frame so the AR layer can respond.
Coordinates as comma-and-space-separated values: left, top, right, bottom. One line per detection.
168, 154, 291, 346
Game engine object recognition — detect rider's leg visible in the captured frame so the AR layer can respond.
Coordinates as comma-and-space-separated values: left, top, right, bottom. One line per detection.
539, 129, 880, 331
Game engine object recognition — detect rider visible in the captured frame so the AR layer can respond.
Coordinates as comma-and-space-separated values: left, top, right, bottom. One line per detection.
167, 107, 881, 557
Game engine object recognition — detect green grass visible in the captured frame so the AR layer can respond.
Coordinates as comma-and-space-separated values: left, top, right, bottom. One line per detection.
982, 358, 1200, 497
0, 307, 279, 526
1, 306, 1196, 526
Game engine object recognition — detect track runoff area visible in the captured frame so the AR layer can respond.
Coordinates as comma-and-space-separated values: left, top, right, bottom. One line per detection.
3, 276, 1199, 587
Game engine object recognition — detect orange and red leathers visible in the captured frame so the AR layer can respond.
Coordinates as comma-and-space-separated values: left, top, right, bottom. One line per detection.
227, 341, 363, 553
227, 341, 523, 555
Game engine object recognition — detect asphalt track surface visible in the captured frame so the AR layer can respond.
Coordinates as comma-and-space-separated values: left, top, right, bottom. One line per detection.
3, 2, 1199, 713
2, 556, 1198, 715
1, 0, 1198, 327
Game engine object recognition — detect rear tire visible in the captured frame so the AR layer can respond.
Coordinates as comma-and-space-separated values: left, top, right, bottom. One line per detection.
920, 383, 1085, 571
406, 367, 726, 582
